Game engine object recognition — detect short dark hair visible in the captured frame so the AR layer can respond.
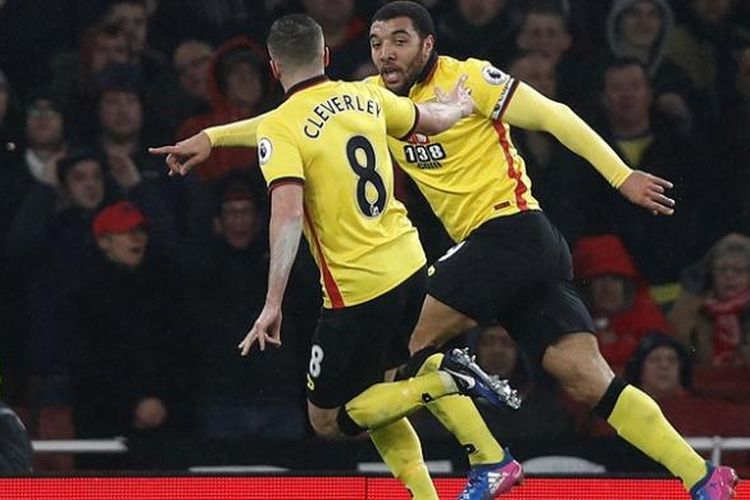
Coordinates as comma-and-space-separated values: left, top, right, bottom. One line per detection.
266, 14, 323, 67
56, 150, 104, 186
520, 0, 570, 32
108, 0, 147, 10
372, 1, 436, 39
625, 332, 693, 389
602, 57, 651, 86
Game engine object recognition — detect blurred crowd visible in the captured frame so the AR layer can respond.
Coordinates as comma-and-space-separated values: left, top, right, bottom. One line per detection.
1, 0, 750, 474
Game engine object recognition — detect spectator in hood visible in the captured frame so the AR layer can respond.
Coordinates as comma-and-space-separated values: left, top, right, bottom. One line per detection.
573, 234, 672, 373
605, 0, 694, 130
177, 36, 277, 182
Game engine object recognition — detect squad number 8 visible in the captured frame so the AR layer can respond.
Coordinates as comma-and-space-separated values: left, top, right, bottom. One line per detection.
346, 136, 386, 217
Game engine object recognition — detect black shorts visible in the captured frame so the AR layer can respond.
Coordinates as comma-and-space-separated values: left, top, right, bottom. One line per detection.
306, 268, 426, 409
427, 211, 594, 367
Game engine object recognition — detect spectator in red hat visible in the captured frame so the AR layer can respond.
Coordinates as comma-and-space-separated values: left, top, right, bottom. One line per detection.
573, 234, 672, 373
93, 200, 149, 268
69, 199, 186, 458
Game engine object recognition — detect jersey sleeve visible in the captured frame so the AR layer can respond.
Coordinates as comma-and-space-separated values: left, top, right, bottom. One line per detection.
463, 58, 519, 122
370, 84, 418, 140
256, 117, 305, 190
203, 112, 271, 147
504, 82, 632, 188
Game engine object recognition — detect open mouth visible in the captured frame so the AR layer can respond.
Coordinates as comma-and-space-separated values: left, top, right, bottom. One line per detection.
129, 245, 145, 257
381, 67, 401, 84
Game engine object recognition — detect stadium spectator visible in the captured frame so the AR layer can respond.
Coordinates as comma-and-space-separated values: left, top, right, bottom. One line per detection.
572, 234, 672, 374
623, 333, 750, 470
177, 36, 274, 182
21, 92, 68, 187
183, 174, 307, 442
50, 22, 130, 123
514, 1, 586, 107
301, 0, 370, 80
172, 40, 214, 108
573, 58, 708, 293
0, 90, 68, 245
436, 0, 518, 69
604, 0, 694, 133
664, 0, 750, 118
668, 233, 750, 367
92, 64, 207, 241
70, 200, 181, 443
102, 0, 166, 81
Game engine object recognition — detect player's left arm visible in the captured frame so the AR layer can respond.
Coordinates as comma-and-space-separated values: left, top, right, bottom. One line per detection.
239, 183, 303, 355
503, 82, 675, 215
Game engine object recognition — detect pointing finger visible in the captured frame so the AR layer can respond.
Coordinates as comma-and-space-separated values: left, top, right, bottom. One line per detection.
148, 145, 179, 155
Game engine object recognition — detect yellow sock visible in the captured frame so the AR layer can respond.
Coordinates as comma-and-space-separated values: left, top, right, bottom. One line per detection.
607, 385, 707, 489
370, 418, 439, 500
417, 353, 505, 466
345, 371, 457, 430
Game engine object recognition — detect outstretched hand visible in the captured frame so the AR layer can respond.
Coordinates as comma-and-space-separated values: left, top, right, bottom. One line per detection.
238, 303, 283, 356
148, 131, 212, 176
435, 74, 475, 118
618, 170, 675, 215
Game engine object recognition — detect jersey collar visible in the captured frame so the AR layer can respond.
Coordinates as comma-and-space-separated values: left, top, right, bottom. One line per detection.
286, 74, 329, 99
414, 50, 438, 87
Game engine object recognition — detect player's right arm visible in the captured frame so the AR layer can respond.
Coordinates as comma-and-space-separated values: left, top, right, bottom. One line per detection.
148, 112, 270, 176
203, 112, 270, 147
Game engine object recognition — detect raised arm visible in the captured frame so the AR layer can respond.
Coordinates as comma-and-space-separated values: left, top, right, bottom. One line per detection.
238, 183, 304, 355
148, 112, 270, 176
504, 82, 675, 216
203, 112, 270, 147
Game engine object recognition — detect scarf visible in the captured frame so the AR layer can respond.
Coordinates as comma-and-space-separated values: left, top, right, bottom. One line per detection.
703, 288, 750, 365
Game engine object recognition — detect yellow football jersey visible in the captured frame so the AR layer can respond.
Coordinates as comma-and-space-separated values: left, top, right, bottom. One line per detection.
366, 55, 540, 243
257, 76, 426, 308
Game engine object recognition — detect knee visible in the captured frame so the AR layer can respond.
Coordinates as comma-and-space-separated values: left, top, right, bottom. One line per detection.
310, 420, 340, 440
543, 333, 614, 407
309, 415, 341, 440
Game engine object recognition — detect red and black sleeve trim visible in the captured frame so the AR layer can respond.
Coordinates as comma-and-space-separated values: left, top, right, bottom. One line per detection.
398, 104, 420, 141
268, 176, 305, 193
496, 79, 520, 121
